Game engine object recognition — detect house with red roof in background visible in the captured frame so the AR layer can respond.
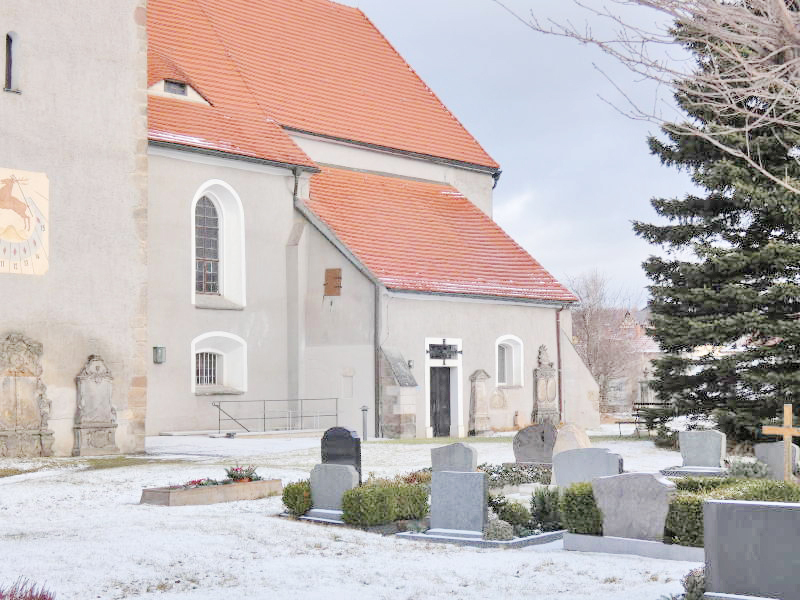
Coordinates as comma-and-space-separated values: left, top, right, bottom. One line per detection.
0, 0, 598, 456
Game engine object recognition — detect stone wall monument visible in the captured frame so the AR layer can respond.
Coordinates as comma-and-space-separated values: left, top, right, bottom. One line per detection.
468, 370, 491, 435
532, 345, 559, 425
0, 333, 54, 457
73, 355, 119, 456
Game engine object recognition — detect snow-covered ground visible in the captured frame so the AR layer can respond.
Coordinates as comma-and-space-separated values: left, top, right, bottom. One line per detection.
0, 436, 695, 599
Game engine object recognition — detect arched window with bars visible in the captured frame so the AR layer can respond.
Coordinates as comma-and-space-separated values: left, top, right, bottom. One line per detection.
195, 195, 220, 294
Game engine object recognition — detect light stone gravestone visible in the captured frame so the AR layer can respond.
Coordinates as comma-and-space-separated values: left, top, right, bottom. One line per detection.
553, 423, 591, 457
306, 463, 359, 522
552, 448, 623, 488
532, 345, 559, 424
704, 499, 800, 600
512, 423, 557, 464
432, 442, 477, 472
661, 429, 727, 477
73, 355, 119, 456
761, 403, 800, 482
592, 473, 675, 541
429, 470, 488, 539
468, 370, 491, 434
754, 441, 799, 480
0, 333, 54, 457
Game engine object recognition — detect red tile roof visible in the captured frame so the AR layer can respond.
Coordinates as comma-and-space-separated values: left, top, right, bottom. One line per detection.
305, 168, 576, 302
147, 0, 315, 168
147, 0, 497, 170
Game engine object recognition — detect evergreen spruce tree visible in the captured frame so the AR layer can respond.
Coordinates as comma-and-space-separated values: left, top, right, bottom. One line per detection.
635, 21, 800, 442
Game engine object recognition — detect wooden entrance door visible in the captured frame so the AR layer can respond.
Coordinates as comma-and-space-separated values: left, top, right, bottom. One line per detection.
430, 367, 451, 437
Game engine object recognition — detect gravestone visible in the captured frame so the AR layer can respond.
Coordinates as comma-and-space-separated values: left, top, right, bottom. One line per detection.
512, 423, 557, 464
73, 355, 119, 456
552, 448, 623, 488
306, 463, 359, 522
661, 430, 727, 477
592, 473, 675, 541
321, 426, 361, 483
468, 370, 491, 434
0, 333, 54, 457
704, 499, 800, 599
431, 442, 477, 472
429, 470, 488, 539
754, 441, 800, 480
532, 345, 559, 424
553, 423, 591, 457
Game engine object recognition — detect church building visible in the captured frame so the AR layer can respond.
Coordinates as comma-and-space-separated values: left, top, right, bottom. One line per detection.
0, 0, 598, 456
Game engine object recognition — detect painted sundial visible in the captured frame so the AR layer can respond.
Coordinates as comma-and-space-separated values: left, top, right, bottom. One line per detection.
0, 168, 49, 275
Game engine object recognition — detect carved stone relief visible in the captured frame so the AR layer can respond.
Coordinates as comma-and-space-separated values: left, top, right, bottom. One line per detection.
73, 354, 119, 456
532, 344, 559, 425
468, 369, 491, 434
0, 332, 54, 457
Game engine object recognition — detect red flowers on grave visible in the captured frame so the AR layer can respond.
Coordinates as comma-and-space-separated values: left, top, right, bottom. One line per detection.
225, 465, 261, 483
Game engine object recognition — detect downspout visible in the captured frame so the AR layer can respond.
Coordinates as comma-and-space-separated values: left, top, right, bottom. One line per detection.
374, 284, 382, 437
556, 305, 565, 421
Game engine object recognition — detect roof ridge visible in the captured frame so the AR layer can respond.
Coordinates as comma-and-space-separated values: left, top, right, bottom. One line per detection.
354, 8, 499, 170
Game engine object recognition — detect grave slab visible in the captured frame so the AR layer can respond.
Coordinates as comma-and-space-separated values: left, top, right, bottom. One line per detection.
754, 441, 800, 480
680, 430, 726, 467
431, 442, 477, 472
552, 448, 623, 488
705, 499, 800, 600
430, 471, 487, 537
310, 463, 359, 519
513, 423, 557, 464
140, 479, 282, 506
592, 472, 675, 541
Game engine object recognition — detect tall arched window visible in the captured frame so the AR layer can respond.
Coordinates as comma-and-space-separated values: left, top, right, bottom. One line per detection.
496, 335, 524, 387
195, 195, 220, 294
4, 32, 18, 91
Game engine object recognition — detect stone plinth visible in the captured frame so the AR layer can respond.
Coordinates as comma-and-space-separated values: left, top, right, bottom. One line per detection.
432, 442, 477, 472
140, 479, 282, 506
705, 500, 800, 600
592, 473, 675, 541
430, 471, 487, 538
513, 423, 557, 464
73, 355, 119, 456
552, 448, 623, 488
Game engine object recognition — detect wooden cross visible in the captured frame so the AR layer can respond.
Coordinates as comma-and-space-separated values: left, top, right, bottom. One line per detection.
761, 404, 800, 482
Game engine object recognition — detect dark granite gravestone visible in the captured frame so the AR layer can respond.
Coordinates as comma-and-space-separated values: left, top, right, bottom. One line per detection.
321, 427, 362, 483
512, 423, 557, 464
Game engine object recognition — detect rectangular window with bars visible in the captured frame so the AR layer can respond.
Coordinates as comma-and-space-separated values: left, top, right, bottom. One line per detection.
196, 352, 221, 386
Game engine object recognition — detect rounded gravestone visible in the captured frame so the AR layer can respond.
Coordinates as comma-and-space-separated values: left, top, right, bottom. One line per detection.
512, 423, 557, 464
321, 427, 361, 483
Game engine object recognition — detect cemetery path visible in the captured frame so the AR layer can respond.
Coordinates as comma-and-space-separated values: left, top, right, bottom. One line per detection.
0, 436, 693, 599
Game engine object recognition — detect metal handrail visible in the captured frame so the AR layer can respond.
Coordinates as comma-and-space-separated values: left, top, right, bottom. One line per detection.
210, 397, 339, 433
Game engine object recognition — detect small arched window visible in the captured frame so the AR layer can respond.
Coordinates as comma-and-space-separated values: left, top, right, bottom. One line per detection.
195, 195, 220, 294
191, 332, 247, 394
496, 335, 524, 387
4, 32, 18, 91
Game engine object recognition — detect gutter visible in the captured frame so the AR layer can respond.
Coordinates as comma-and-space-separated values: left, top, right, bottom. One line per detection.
149, 140, 320, 174
556, 305, 566, 420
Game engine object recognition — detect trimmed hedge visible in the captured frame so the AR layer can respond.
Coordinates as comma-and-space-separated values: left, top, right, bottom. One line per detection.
498, 501, 531, 527
341, 482, 429, 527
531, 487, 563, 532
560, 482, 602, 535
282, 480, 312, 516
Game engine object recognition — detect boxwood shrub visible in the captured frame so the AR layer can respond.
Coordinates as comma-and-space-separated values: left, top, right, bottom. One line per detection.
560, 482, 602, 535
282, 479, 312, 516
341, 482, 429, 526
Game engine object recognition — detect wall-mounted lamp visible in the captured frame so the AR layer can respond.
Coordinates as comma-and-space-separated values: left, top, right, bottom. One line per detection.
407, 359, 414, 369
152, 346, 166, 364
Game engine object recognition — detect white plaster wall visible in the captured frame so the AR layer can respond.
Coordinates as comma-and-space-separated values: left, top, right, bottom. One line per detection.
290, 134, 496, 216
378, 293, 600, 437
146, 150, 298, 434
560, 331, 601, 429
0, 1, 147, 455
300, 225, 376, 437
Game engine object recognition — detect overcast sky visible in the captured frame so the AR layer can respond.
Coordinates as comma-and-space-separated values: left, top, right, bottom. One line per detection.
338, 0, 696, 305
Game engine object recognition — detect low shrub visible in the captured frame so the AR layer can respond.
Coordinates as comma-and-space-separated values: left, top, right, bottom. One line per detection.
665, 493, 705, 547
484, 518, 514, 541
560, 482, 602, 535
342, 485, 395, 526
726, 457, 770, 479
0, 579, 55, 600
282, 480, 312, 516
530, 487, 562, 532
673, 476, 737, 493
497, 501, 531, 527
487, 493, 508, 515
654, 425, 679, 450
683, 567, 705, 600
391, 483, 429, 520
478, 463, 551, 488
395, 469, 432, 486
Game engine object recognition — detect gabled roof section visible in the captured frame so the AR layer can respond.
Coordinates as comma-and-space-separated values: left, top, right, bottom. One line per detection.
304, 168, 576, 302
147, 0, 315, 168
159, 0, 498, 170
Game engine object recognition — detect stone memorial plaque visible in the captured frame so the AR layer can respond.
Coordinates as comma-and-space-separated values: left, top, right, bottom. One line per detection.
754, 441, 800, 480
430, 471, 487, 538
680, 430, 726, 468
513, 423, 557, 464
73, 355, 119, 456
431, 442, 477, 472
309, 463, 359, 512
592, 473, 675, 541
321, 426, 362, 483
